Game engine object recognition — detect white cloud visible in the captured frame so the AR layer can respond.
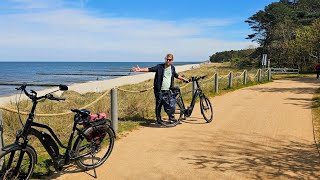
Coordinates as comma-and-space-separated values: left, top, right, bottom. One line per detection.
0, 0, 256, 61
8, 0, 64, 10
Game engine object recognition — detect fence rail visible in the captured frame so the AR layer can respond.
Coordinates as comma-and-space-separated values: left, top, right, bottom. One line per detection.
270, 68, 299, 74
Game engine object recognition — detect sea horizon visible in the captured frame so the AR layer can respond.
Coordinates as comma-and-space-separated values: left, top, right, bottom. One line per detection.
0, 61, 200, 97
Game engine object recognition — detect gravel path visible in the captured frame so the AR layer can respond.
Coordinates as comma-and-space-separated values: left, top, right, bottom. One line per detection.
52, 77, 320, 180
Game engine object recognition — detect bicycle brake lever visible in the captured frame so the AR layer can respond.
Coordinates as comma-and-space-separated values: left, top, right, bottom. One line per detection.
30, 90, 37, 95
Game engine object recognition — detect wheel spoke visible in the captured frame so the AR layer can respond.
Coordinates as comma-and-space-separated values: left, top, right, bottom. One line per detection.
75, 126, 115, 170
0, 147, 35, 180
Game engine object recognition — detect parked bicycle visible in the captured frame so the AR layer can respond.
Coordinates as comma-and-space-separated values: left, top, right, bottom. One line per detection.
0, 83, 115, 179
173, 75, 213, 123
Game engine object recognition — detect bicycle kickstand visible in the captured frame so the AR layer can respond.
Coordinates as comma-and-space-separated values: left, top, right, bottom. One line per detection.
91, 154, 97, 179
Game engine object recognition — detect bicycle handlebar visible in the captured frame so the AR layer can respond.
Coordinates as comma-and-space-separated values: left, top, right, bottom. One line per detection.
16, 83, 66, 102
187, 75, 208, 82
46, 94, 66, 101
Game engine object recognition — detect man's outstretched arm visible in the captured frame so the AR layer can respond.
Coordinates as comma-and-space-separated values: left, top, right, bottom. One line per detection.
132, 66, 149, 72
132, 65, 158, 72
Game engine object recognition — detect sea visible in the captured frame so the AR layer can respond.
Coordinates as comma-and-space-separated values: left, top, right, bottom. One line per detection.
0, 62, 198, 97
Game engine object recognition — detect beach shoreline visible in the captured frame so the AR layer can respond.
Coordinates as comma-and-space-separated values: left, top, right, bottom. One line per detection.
0, 64, 197, 106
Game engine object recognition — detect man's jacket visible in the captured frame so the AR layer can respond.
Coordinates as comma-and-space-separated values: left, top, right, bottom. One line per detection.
148, 63, 179, 93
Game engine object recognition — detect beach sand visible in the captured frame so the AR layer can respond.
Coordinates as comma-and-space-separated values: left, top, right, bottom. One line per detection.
0, 64, 197, 106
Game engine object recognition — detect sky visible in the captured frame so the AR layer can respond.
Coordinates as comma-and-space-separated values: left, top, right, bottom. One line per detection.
0, 0, 278, 62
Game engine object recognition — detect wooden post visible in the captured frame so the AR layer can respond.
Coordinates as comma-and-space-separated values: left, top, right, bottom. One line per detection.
258, 69, 262, 82
228, 72, 233, 88
268, 68, 272, 81
0, 111, 4, 167
111, 88, 118, 133
243, 70, 247, 85
214, 73, 218, 93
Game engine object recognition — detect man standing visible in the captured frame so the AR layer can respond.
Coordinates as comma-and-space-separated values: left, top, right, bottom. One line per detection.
314, 62, 320, 79
132, 53, 189, 124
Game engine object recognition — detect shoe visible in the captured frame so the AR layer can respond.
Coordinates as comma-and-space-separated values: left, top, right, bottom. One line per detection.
168, 118, 177, 124
156, 119, 163, 125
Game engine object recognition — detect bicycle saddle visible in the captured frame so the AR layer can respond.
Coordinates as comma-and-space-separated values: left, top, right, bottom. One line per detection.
71, 109, 91, 117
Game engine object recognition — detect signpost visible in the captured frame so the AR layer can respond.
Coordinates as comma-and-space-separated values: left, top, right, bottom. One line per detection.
262, 54, 267, 68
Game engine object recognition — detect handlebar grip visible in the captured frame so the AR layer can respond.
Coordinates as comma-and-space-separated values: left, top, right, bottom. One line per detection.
58, 97, 66, 101
201, 75, 208, 79
15, 83, 27, 90
47, 94, 66, 101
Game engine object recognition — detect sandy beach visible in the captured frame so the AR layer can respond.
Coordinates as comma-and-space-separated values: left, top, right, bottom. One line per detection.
0, 64, 197, 106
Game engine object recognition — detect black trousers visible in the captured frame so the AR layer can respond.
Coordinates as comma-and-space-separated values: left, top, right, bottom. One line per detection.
155, 90, 174, 121
317, 72, 320, 79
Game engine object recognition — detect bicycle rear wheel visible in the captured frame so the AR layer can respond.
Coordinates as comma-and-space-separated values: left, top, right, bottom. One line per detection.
74, 125, 115, 170
0, 145, 36, 180
200, 95, 213, 123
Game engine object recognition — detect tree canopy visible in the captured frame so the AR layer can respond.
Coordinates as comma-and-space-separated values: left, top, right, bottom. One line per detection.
210, 0, 320, 71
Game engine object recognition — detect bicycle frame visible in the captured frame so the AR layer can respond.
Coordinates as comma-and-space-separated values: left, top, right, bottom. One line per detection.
177, 78, 204, 117
11, 88, 94, 171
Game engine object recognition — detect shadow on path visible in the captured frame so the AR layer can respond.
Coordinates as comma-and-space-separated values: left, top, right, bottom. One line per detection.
180, 131, 320, 179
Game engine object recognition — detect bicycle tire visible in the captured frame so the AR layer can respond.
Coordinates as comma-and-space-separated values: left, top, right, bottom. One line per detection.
200, 95, 213, 123
160, 98, 184, 127
0, 145, 36, 180
174, 98, 184, 121
74, 125, 115, 170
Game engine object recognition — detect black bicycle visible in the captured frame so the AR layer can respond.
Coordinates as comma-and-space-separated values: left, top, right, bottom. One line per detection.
0, 83, 115, 179
173, 75, 213, 123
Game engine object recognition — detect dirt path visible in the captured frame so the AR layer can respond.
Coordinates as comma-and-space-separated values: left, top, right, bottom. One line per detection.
52, 77, 320, 180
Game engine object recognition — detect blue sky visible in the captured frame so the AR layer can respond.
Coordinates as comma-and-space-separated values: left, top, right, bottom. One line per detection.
0, 0, 277, 62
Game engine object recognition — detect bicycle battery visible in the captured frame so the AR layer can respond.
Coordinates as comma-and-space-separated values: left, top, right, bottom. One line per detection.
36, 130, 60, 158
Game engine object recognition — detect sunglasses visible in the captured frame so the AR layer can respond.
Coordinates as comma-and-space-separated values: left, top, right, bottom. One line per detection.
166, 58, 173, 61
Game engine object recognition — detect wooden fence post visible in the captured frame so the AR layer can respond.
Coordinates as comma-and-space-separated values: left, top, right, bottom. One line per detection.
243, 70, 247, 85
111, 88, 118, 133
228, 72, 233, 88
214, 73, 218, 93
258, 69, 262, 82
0, 111, 4, 167
268, 69, 272, 81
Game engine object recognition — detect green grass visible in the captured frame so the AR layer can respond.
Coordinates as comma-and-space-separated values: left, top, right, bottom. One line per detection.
1, 63, 270, 178
272, 73, 313, 80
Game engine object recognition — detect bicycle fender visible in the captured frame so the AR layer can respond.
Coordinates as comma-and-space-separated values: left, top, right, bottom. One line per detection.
1, 143, 37, 164
107, 124, 116, 139
84, 123, 116, 139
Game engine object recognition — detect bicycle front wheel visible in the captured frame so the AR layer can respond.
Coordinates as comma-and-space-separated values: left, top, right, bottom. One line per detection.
74, 125, 115, 170
200, 95, 213, 123
0, 145, 36, 180
174, 98, 184, 121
